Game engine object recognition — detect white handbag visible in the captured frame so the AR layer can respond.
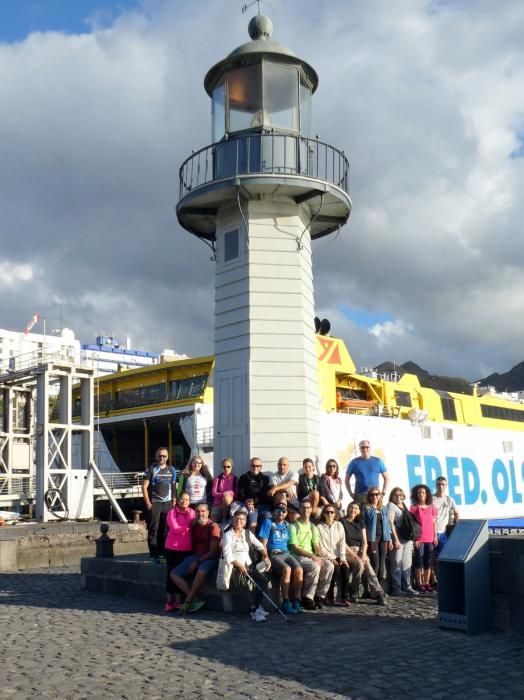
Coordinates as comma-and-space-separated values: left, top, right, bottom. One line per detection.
216, 557, 233, 591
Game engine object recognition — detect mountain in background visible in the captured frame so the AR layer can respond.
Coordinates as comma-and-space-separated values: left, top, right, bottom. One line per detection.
477, 361, 524, 393
374, 360, 473, 395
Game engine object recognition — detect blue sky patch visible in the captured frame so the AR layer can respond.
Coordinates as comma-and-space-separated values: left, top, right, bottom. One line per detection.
0, 0, 141, 42
339, 305, 393, 328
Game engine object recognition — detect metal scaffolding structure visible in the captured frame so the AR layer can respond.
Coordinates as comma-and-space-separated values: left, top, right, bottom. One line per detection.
0, 360, 127, 522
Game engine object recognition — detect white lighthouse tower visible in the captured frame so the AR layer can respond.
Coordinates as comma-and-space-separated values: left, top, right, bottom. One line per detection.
177, 13, 351, 473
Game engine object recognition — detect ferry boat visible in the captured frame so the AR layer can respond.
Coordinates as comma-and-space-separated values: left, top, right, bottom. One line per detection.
83, 334, 524, 528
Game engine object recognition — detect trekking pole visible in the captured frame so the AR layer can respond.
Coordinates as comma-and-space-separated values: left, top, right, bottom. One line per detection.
245, 572, 295, 623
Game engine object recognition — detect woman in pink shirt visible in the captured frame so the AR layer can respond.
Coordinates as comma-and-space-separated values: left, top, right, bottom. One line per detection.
410, 484, 437, 593
164, 491, 195, 611
211, 457, 238, 523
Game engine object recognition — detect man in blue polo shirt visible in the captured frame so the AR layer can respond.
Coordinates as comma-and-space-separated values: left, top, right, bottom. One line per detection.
345, 440, 389, 505
258, 504, 304, 614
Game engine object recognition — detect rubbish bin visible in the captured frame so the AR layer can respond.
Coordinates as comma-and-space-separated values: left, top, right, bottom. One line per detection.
437, 519, 490, 634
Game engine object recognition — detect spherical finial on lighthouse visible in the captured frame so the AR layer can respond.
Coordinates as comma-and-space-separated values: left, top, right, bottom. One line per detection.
248, 14, 273, 40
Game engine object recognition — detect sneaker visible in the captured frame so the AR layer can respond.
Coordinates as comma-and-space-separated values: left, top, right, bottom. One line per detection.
158, 555, 166, 563
425, 584, 434, 594
255, 605, 269, 618
164, 601, 176, 612
314, 596, 325, 610
419, 585, 427, 593
251, 608, 267, 622
301, 597, 316, 611
405, 587, 420, 596
280, 600, 296, 615
188, 599, 206, 613
376, 595, 387, 606
340, 599, 352, 607
151, 556, 162, 565
326, 596, 335, 606
179, 601, 192, 614
292, 599, 304, 613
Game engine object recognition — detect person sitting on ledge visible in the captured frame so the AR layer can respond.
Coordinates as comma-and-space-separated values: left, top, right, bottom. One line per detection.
222, 509, 271, 622
258, 503, 304, 614
170, 502, 221, 614
237, 457, 272, 529
289, 500, 334, 610
297, 458, 322, 520
211, 457, 238, 523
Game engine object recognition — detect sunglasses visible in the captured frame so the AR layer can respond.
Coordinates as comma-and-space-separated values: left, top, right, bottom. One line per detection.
324, 510, 335, 514
370, 492, 380, 497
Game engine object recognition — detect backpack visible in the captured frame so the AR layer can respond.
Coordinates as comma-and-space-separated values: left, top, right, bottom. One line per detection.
397, 507, 422, 541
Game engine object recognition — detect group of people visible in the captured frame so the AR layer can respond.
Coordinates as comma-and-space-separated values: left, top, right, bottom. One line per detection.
141, 441, 459, 620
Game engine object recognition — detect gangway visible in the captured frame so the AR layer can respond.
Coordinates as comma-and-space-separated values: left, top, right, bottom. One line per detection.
0, 359, 127, 523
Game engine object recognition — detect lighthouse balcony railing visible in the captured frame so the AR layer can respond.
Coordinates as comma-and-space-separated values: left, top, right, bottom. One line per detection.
179, 133, 350, 199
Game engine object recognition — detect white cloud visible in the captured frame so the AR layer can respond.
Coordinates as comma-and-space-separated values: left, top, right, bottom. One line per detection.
0, 261, 35, 286
369, 320, 415, 348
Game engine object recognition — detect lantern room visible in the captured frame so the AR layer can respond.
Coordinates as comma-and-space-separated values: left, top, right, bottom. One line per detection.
204, 15, 317, 142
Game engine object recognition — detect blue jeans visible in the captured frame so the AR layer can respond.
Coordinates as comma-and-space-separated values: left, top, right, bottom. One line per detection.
172, 553, 218, 577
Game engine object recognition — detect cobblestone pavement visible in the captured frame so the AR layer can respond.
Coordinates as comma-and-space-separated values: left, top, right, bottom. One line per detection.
0, 567, 522, 700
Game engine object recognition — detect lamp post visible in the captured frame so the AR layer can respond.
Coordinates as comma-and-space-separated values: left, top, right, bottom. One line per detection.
177, 12, 351, 472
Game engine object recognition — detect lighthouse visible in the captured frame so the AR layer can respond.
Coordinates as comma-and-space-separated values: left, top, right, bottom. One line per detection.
177, 13, 351, 473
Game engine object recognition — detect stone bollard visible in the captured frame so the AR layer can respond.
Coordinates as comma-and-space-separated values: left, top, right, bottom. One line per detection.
95, 523, 115, 558
131, 510, 142, 524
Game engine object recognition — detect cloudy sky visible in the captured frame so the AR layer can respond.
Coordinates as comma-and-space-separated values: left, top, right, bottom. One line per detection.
1, 0, 523, 380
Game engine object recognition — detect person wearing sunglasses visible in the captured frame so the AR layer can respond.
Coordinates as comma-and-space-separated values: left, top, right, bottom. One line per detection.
237, 457, 272, 528
387, 488, 419, 596
317, 505, 350, 606
258, 504, 304, 614
211, 457, 238, 523
319, 459, 344, 515
177, 455, 213, 506
297, 458, 322, 519
142, 447, 177, 563
363, 487, 395, 601
345, 441, 389, 506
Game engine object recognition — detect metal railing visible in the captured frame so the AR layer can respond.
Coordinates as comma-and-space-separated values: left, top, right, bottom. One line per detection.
0, 471, 147, 502
179, 133, 350, 199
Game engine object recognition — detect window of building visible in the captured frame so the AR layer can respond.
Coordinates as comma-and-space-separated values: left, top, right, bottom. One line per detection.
224, 229, 239, 262
444, 428, 454, 440
421, 425, 432, 439
502, 441, 514, 453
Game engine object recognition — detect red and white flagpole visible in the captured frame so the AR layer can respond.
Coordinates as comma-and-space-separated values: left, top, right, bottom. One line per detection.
24, 313, 40, 335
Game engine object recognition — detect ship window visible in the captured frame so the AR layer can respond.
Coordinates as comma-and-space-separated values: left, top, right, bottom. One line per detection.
421, 425, 432, 439
481, 404, 524, 422
170, 375, 207, 401
115, 383, 166, 409
444, 428, 454, 440
395, 391, 412, 408
224, 229, 239, 262
440, 397, 457, 421
503, 441, 514, 453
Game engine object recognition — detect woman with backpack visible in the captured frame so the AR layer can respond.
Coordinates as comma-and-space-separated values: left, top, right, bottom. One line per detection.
387, 488, 419, 596
410, 484, 438, 593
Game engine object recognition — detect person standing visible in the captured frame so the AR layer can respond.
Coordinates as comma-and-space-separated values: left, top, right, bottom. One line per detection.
142, 447, 177, 563
410, 484, 438, 593
387, 488, 419, 596
345, 441, 389, 505
177, 455, 213, 506
433, 476, 460, 553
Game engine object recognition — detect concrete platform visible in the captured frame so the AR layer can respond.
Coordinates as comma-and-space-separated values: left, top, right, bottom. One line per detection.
0, 521, 147, 572
81, 553, 279, 612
